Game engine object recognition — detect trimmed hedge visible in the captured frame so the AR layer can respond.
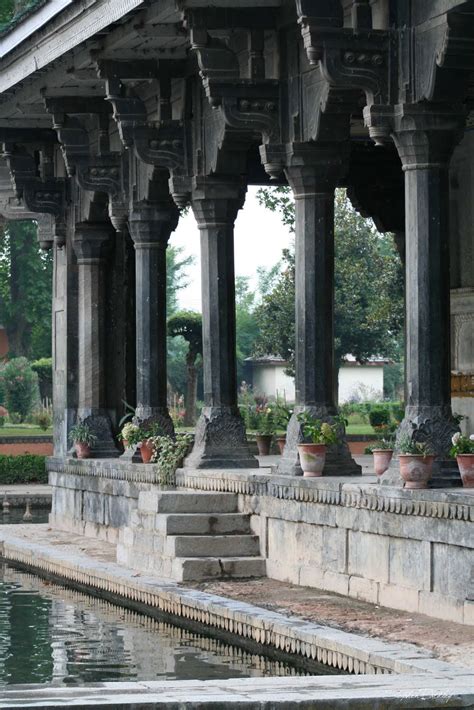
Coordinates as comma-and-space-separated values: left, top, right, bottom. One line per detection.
0, 454, 47, 484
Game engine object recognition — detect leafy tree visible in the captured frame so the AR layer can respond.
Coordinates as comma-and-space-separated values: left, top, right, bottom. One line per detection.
255, 188, 404, 375
168, 311, 202, 425
0, 357, 40, 420
166, 245, 194, 317
0, 220, 53, 359
0, 0, 14, 24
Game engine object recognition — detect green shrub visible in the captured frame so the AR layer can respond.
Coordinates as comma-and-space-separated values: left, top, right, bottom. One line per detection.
0, 454, 47, 484
390, 402, 405, 424
368, 407, 391, 429
8, 412, 22, 424
33, 410, 52, 431
0, 416, 5, 428
0, 358, 40, 421
31, 357, 53, 398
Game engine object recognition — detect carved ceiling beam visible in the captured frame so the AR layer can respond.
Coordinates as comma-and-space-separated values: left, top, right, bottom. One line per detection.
45, 97, 128, 232
97, 61, 190, 208
1, 144, 67, 247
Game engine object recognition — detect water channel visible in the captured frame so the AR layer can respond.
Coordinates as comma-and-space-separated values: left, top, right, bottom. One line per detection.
0, 565, 316, 687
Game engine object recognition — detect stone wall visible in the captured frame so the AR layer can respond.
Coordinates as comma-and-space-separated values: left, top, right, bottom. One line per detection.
47, 460, 474, 624
48, 458, 160, 544
176, 470, 474, 625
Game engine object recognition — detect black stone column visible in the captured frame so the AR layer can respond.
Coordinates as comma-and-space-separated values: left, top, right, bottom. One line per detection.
128, 201, 178, 440
382, 106, 465, 487
277, 144, 360, 476
185, 178, 257, 469
73, 222, 118, 457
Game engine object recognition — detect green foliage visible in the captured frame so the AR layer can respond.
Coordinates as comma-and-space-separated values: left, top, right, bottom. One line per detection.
398, 436, 433, 457
0, 0, 14, 25
255, 188, 404, 373
168, 311, 202, 358
32, 410, 52, 431
450, 432, 474, 457
368, 407, 391, 429
0, 454, 47, 484
31, 357, 52, 388
369, 437, 395, 452
0, 416, 5, 427
254, 406, 276, 435
0, 357, 39, 420
166, 246, 194, 318
150, 433, 193, 485
0, 221, 53, 359
297, 413, 341, 445
68, 423, 96, 446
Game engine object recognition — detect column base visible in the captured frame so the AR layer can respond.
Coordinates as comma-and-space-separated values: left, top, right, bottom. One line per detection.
120, 408, 175, 462
77, 411, 118, 458
277, 406, 361, 477
380, 406, 462, 488
184, 407, 258, 469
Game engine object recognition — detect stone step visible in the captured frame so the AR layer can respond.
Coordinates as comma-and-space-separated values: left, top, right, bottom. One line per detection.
172, 556, 266, 582
157, 513, 252, 536
139, 491, 238, 514
167, 534, 261, 558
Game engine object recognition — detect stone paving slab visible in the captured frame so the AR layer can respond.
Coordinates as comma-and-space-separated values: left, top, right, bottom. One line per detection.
2, 673, 474, 708
0, 524, 471, 680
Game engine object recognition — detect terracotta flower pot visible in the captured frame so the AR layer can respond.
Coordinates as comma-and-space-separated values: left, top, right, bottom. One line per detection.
256, 434, 273, 456
298, 443, 326, 477
75, 442, 91, 459
399, 454, 434, 489
457, 454, 474, 488
276, 436, 286, 455
140, 439, 154, 464
372, 449, 393, 477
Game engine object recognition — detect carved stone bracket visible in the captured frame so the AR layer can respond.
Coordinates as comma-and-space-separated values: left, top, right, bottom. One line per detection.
2, 145, 67, 246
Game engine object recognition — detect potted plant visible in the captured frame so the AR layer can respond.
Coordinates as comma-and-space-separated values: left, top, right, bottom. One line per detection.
151, 433, 193, 485
450, 432, 474, 488
69, 422, 97, 459
273, 402, 292, 454
140, 422, 165, 463
296, 413, 339, 477
371, 438, 394, 477
398, 435, 434, 489
255, 407, 275, 455
118, 422, 141, 450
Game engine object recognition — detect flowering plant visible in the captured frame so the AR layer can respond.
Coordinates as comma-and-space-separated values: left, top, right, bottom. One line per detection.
450, 432, 474, 457
118, 422, 141, 446
255, 406, 276, 435
297, 412, 340, 446
370, 437, 394, 452
272, 402, 292, 431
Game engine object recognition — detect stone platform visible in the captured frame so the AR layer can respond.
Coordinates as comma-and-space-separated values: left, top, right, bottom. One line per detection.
46, 457, 474, 624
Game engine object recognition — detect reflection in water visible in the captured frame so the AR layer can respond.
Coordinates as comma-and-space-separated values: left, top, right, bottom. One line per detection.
0, 566, 310, 686
1, 508, 49, 525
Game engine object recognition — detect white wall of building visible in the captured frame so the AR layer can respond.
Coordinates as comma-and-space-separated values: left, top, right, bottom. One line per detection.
251, 362, 384, 404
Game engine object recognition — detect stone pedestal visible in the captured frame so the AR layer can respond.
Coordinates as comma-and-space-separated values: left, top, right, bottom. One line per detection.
277, 144, 360, 476
382, 106, 465, 487
73, 222, 118, 457
185, 178, 257, 469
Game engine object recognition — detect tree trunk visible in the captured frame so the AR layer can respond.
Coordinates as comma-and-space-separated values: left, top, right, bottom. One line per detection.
184, 353, 198, 426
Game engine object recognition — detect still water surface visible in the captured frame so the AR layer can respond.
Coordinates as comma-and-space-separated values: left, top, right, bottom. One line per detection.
0, 565, 310, 686
1, 508, 49, 524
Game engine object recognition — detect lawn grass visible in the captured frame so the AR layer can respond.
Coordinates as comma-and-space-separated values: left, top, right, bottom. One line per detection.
0, 425, 53, 437
345, 424, 376, 436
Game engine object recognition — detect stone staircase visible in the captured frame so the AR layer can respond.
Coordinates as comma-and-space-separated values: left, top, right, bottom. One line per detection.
117, 490, 266, 582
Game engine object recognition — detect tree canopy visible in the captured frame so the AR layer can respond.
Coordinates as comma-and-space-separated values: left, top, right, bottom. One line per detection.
0, 220, 53, 359
255, 188, 404, 374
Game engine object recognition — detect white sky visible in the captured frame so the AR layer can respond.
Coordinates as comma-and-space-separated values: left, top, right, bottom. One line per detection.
170, 186, 292, 310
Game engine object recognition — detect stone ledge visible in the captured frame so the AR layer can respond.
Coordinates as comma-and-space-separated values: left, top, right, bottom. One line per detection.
0, 525, 470, 679
2, 673, 474, 708
47, 458, 474, 522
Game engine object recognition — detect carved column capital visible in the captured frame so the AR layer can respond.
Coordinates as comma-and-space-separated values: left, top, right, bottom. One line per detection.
191, 177, 245, 227
260, 141, 349, 187
128, 201, 179, 249
391, 104, 466, 170
73, 222, 113, 263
